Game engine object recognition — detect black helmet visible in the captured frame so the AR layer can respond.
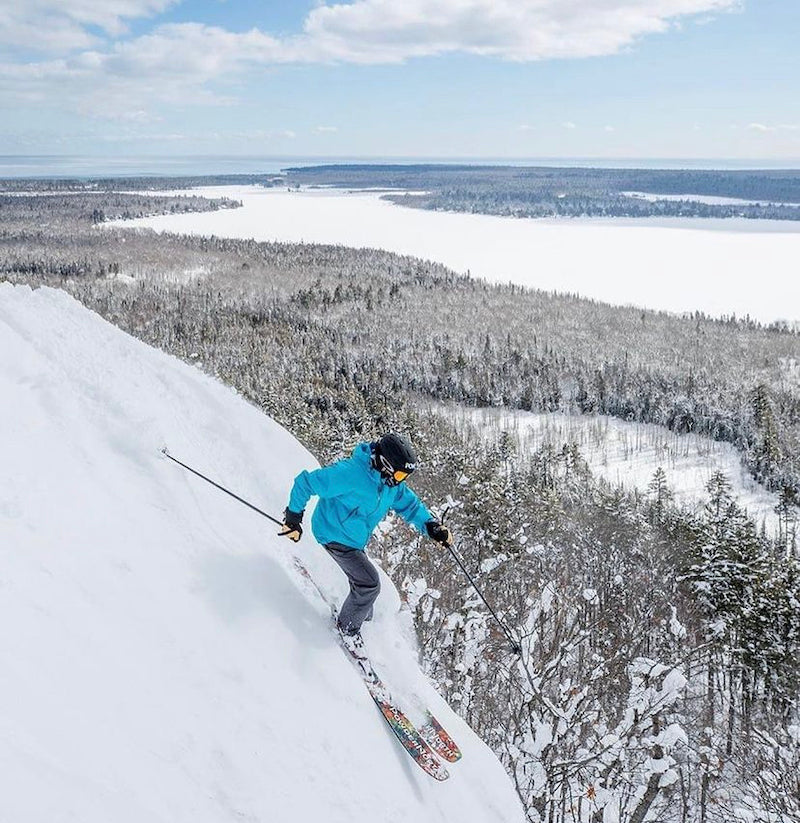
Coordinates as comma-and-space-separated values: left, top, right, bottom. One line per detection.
372, 433, 418, 486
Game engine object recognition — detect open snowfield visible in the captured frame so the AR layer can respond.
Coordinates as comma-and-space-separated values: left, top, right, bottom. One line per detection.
622, 190, 800, 206
114, 185, 800, 324
0, 284, 525, 823
425, 402, 798, 534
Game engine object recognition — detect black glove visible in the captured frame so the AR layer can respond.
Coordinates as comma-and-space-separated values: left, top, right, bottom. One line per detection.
278, 508, 304, 543
426, 519, 453, 547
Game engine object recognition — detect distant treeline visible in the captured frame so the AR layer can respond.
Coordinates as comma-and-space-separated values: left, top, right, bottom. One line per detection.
6, 166, 800, 220
0, 174, 282, 193
0, 192, 239, 230
285, 165, 800, 220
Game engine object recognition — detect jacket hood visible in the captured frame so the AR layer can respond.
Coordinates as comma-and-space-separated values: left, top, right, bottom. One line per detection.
352, 441, 376, 471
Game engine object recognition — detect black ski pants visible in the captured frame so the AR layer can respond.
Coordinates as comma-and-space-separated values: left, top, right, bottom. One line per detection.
324, 542, 380, 635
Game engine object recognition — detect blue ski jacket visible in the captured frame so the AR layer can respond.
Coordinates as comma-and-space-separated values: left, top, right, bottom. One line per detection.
287, 443, 433, 550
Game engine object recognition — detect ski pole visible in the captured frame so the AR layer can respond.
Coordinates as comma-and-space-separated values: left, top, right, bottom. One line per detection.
440, 516, 546, 698
439, 505, 522, 655
163, 450, 521, 652
160, 447, 283, 526
445, 540, 523, 656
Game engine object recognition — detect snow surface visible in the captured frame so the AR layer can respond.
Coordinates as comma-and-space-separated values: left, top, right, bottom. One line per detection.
112, 185, 800, 324
622, 190, 800, 207
0, 284, 525, 823
427, 403, 797, 533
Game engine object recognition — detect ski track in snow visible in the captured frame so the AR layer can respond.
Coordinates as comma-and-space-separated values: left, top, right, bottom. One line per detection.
0, 284, 525, 823
111, 184, 800, 325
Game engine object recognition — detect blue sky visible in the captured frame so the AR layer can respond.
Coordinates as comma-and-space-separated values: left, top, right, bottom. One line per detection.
1, 0, 798, 161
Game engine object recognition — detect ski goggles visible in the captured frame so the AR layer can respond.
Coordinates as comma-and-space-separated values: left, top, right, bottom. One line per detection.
377, 453, 412, 483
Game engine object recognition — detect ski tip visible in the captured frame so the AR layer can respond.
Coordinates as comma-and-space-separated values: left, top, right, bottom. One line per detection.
422, 713, 463, 763
431, 766, 450, 781
431, 743, 462, 764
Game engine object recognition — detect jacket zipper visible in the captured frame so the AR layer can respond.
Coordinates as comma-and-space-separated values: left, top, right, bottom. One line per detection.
366, 485, 385, 520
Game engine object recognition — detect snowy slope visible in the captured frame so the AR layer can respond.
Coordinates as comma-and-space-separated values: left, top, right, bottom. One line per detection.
0, 284, 525, 823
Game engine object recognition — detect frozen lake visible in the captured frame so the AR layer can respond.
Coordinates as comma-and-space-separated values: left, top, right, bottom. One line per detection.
114, 186, 800, 324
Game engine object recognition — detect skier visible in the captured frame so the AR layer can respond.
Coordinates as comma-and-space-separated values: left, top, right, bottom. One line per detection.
279, 433, 453, 656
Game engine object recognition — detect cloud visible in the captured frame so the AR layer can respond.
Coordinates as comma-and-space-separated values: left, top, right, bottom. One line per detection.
0, 24, 287, 117
5, 0, 741, 63
747, 122, 800, 133
298, 0, 740, 62
562, 121, 576, 129
0, 0, 179, 53
95, 23, 286, 81
0, 0, 742, 120
315, 125, 338, 133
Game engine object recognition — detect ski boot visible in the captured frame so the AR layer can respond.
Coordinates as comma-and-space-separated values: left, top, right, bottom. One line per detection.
336, 619, 368, 662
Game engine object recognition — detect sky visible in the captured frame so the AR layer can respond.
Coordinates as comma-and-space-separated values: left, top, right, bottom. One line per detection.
0, 0, 798, 161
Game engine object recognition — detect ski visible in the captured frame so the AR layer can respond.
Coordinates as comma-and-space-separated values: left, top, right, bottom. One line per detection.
347, 648, 450, 782
420, 712, 462, 763
292, 557, 451, 781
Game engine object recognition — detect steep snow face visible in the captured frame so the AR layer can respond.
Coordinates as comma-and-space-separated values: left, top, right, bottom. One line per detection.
0, 284, 525, 823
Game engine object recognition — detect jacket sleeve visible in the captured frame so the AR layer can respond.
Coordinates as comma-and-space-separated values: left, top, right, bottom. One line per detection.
391, 484, 433, 534
287, 460, 353, 514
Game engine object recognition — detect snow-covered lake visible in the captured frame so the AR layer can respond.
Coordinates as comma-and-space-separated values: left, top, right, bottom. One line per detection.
113, 185, 800, 324
622, 190, 800, 207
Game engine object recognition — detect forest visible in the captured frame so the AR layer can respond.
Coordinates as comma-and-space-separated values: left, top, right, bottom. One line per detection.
286, 165, 800, 220
2, 182, 799, 821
